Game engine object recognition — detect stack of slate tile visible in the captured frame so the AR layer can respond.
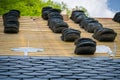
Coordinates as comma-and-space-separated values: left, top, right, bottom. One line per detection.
42, 7, 68, 33
74, 38, 96, 55
113, 12, 120, 23
93, 28, 117, 42
3, 10, 20, 33
70, 10, 103, 33
70, 10, 87, 24
61, 28, 81, 42
79, 18, 103, 33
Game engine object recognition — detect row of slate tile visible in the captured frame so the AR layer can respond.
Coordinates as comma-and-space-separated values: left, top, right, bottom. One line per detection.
0, 56, 120, 80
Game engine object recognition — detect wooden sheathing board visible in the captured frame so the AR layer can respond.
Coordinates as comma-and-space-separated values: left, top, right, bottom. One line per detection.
0, 16, 120, 58
96, 18, 120, 58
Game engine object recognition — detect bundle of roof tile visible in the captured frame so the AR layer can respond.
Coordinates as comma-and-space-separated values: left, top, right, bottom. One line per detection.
113, 12, 120, 23
79, 18, 103, 33
2, 10, 20, 33
70, 10, 117, 42
70, 10, 87, 24
61, 28, 81, 42
93, 28, 117, 42
74, 38, 96, 55
70, 10, 103, 33
42, 6, 68, 33
42, 6, 52, 20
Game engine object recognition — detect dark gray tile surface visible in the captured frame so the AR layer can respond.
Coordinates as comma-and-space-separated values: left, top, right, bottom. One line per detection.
0, 56, 120, 80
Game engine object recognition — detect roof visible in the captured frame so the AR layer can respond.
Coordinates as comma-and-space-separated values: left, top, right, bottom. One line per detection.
0, 16, 120, 58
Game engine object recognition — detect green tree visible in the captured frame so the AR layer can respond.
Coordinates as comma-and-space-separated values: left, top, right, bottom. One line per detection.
0, 0, 89, 17
0, 0, 62, 16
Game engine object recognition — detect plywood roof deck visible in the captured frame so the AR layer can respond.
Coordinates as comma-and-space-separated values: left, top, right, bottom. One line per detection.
0, 16, 120, 58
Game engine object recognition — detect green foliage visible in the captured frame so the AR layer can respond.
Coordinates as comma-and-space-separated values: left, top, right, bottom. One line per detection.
0, 0, 89, 17
0, 0, 62, 16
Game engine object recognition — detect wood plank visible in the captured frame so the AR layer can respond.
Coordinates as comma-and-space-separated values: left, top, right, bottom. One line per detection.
0, 16, 120, 58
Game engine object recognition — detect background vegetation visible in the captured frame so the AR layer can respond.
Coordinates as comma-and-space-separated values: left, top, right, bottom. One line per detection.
0, 0, 62, 16
0, 0, 88, 16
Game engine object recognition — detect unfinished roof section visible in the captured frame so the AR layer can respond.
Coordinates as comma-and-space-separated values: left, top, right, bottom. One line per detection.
0, 16, 120, 58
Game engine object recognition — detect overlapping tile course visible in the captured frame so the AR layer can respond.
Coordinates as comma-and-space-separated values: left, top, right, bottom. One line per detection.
0, 56, 120, 80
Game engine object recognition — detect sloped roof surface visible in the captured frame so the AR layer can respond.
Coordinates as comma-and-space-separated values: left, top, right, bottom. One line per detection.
0, 16, 120, 58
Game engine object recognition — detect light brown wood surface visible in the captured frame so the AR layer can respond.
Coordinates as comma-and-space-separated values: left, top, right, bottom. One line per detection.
0, 16, 120, 58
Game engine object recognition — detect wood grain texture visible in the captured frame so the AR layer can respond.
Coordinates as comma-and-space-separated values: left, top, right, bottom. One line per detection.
0, 16, 120, 58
